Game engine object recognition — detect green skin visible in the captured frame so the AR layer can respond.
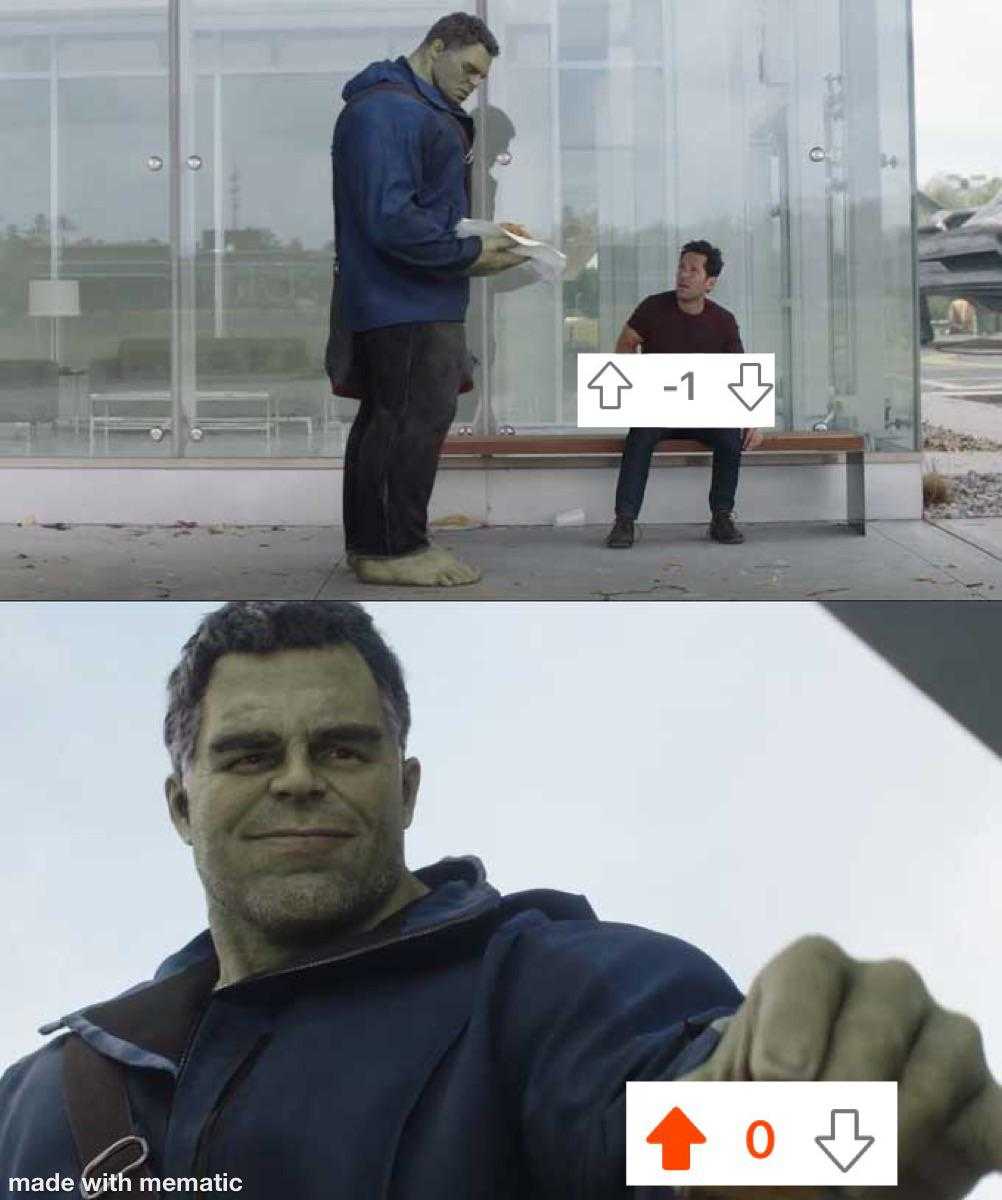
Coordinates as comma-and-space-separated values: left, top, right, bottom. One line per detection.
165, 645, 428, 986
166, 645, 1002, 1195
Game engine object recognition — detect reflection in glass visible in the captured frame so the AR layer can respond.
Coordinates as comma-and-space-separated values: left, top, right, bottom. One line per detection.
0, 11, 170, 457
0, 0, 916, 458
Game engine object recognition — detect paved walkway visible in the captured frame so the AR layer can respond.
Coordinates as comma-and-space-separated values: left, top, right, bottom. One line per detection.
2, 519, 1001, 600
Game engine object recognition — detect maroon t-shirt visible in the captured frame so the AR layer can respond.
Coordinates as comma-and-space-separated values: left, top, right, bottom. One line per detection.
628, 291, 743, 354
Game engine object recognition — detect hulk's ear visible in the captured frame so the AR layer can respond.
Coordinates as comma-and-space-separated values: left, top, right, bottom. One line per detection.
401, 756, 421, 829
165, 775, 192, 846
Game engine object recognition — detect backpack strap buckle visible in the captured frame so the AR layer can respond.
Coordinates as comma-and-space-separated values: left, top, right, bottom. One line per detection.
79, 1134, 150, 1196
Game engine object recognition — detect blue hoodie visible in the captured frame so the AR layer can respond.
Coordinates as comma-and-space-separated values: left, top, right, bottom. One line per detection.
0, 858, 742, 1198
332, 57, 484, 332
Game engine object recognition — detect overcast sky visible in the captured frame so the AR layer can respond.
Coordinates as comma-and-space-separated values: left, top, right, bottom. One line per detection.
913, 0, 1002, 183
2, 601, 1000, 1199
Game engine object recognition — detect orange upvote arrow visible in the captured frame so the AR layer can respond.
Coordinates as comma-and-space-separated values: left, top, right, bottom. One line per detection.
646, 1105, 707, 1171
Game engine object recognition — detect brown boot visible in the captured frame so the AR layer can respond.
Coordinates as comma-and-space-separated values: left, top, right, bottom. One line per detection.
606, 516, 635, 548
709, 510, 745, 544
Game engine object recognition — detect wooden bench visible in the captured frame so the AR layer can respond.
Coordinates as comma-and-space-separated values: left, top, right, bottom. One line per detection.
441, 431, 866, 534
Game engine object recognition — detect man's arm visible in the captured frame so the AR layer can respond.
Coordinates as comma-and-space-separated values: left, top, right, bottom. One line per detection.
616, 323, 644, 354
682, 936, 1002, 1198
493, 919, 742, 1196
338, 107, 480, 274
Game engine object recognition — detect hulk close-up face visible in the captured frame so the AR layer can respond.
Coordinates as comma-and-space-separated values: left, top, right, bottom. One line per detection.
427, 37, 493, 106
165, 644, 423, 978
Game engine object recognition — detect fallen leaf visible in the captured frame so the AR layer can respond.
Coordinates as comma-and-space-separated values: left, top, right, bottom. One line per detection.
430, 513, 480, 528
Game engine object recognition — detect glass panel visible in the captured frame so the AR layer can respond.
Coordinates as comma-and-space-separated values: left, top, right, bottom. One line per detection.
0, 0, 915, 458
484, 0, 792, 434
185, 1, 477, 457
482, 0, 915, 444
783, 0, 917, 446
471, 4, 559, 432
853, 0, 917, 449
0, 7, 171, 458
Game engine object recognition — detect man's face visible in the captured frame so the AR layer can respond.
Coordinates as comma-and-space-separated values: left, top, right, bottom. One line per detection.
430, 39, 493, 106
676, 250, 717, 301
166, 645, 419, 945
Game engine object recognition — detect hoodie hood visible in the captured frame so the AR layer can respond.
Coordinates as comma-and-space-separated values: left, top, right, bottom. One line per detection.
147, 855, 498, 986
342, 56, 470, 124
36, 857, 523, 1069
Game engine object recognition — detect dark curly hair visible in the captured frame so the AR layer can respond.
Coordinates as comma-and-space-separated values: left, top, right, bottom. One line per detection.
422, 12, 500, 57
681, 240, 724, 279
164, 602, 410, 776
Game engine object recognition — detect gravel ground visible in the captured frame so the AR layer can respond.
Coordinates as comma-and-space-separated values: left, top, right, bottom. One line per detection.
925, 470, 1002, 519
922, 421, 1002, 452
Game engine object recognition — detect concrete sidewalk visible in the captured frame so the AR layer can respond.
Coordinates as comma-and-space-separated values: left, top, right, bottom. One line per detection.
1, 518, 1001, 600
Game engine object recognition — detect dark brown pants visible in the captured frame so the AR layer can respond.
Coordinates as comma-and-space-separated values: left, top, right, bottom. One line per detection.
343, 322, 468, 557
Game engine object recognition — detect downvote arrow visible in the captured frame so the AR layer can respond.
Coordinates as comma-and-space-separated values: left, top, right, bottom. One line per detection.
646, 1106, 707, 1171
588, 360, 633, 410
728, 362, 774, 411
815, 1109, 876, 1173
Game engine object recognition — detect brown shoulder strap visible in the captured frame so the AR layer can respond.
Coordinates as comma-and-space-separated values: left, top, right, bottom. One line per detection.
63, 1035, 152, 1194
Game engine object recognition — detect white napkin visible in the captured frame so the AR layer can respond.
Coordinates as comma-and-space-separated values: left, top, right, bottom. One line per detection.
456, 218, 568, 282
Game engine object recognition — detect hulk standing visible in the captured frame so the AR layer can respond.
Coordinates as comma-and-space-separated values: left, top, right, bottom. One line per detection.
328, 13, 527, 587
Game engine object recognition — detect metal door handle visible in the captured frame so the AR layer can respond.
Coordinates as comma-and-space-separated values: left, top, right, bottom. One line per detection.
146, 155, 164, 172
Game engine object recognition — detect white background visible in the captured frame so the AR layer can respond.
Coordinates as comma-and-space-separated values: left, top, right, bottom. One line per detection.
913, 0, 1002, 181
2, 602, 1000, 1197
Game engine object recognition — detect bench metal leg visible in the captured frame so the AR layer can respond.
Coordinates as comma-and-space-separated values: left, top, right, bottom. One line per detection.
846, 449, 865, 535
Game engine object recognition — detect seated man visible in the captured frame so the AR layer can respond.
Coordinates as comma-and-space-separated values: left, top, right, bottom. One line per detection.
606, 240, 764, 549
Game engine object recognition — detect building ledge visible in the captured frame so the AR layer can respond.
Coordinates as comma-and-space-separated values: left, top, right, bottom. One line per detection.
0, 451, 920, 470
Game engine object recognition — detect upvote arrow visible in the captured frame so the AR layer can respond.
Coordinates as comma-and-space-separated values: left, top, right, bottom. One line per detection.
588, 360, 633, 410
815, 1109, 876, 1173
646, 1106, 707, 1171
728, 362, 774, 411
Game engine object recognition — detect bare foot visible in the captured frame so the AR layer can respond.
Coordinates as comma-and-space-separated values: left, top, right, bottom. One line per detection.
351, 545, 481, 588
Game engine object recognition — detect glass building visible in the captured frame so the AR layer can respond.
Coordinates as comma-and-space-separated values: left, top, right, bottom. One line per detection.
0, 0, 917, 468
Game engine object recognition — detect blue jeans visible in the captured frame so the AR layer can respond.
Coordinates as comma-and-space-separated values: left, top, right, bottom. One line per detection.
614, 427, 743, 519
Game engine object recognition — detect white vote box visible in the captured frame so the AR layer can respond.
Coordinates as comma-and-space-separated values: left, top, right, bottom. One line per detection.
576, 353, 776, 428
626, 1081, 897, 1187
